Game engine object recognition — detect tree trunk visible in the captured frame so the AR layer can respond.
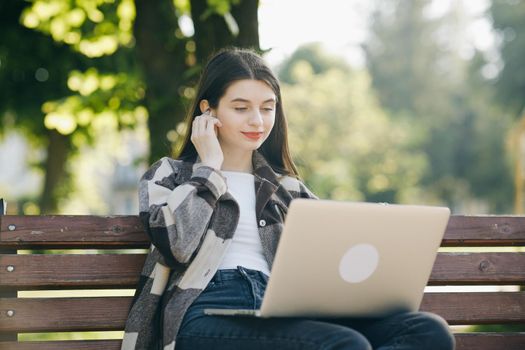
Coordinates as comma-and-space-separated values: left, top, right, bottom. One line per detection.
191, 0, 235, 63
39, 129, 71, 214
231, 0, 260, 50
133, 0, 188, 163
191, 0, 260, 64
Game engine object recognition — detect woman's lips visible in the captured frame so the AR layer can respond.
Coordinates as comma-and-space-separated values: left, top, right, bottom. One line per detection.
242, 132, 263, 140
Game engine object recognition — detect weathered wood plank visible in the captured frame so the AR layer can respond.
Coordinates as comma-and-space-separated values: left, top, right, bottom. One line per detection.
1, 293, 523, 332
0, 254, 146, 289
0, 216, 147, 249
2, 215, 525, 248
420, 292, 525, 325
0, 297, 130, 332
1, 253, 523, 290
454, 332, 525, 350
444, 216, 525, 246
429, 252, 525, 285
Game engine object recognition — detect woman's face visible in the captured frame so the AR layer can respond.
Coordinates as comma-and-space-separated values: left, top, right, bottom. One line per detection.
212, 79, 276, 155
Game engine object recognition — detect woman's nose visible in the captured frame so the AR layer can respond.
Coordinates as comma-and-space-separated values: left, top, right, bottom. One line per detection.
248, 111, 263, 125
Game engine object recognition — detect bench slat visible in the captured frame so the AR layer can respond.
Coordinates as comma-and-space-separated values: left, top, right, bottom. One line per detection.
454, 332, 525, 350
1, 333, 524, 350
429, 252, 525, 285
0, 216, 146, 249
1, 293, 523, 332
420, 292, 525, 325
2, 215, 525, 249
0, 297, 130, 332
1, 253, 524, 290
445, 216, 525, 246
0, 254, 146, 289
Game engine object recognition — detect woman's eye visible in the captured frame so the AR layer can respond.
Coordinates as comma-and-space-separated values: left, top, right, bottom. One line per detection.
262, 107, 274, 112
235, 107, 247, 111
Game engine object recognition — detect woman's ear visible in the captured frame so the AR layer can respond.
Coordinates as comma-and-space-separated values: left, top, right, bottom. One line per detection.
199, 100, 211, 114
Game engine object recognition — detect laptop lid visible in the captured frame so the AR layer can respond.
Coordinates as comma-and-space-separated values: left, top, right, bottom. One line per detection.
259, 199, 450, 318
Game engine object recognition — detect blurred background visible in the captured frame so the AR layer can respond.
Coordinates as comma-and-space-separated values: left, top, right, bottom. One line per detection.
0, 0, 524, 216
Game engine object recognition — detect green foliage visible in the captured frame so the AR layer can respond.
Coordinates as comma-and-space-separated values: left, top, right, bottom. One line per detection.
174, 0, 191, 14
17, 0, 142, 145
365, 0, 514, 213
4, 0, 517, 216
206, 0, 233, 15
0, 0, 144, 213
281, 50, 427, 203
0, 1, 83, 136
1, 0, 142, 144
21, 0, 135, 57
491, 0, 525, 116
278, 43, 350, 84
365, 0, 448, 121
42, 68, 145, 145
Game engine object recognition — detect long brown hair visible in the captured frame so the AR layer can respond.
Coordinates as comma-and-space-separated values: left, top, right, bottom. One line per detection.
175, 47, 299, 177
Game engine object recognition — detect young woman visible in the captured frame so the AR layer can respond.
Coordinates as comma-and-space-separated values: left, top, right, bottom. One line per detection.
121, 48, 455, 350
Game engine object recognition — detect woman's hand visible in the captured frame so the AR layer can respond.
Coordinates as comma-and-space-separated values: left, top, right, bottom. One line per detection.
190, 110, 224, 170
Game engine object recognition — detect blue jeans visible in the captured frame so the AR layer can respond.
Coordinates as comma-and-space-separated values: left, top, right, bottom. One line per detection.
176, 267, 455, 350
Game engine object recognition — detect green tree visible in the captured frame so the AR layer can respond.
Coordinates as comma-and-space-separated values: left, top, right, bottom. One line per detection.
277, 42, 350, 84
490, 0, 525, 213
364, 0, 513, 212
365, 0, 449, 119
0, 0, 92, 212
280, 45, 427, 203
491, 0, 525, 117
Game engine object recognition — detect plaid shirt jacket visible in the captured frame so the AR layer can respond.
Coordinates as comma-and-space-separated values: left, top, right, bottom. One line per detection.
121, 151, 317, 350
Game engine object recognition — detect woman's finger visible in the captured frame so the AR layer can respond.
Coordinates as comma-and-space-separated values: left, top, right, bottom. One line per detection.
191, 117, 199, 138
196, 115, 207, 135
193, 117, 205, 140
205, 117, 221, 134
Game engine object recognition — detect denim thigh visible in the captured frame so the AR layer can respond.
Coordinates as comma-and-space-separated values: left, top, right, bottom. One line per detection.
176, 266, 371, 350
179, 266, 268, 330
176, 267, 454, 350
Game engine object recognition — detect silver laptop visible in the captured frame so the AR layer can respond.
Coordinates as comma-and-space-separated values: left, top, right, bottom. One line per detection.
204, 199, 450, 318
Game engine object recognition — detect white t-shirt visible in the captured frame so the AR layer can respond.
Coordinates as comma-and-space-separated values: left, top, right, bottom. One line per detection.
218, 170, 271, 276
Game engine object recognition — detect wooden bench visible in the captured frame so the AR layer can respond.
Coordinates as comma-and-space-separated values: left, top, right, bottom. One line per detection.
0, 214, 524, 349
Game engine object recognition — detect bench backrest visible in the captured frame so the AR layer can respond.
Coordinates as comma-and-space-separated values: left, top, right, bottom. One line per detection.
0, 215, 524, 350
